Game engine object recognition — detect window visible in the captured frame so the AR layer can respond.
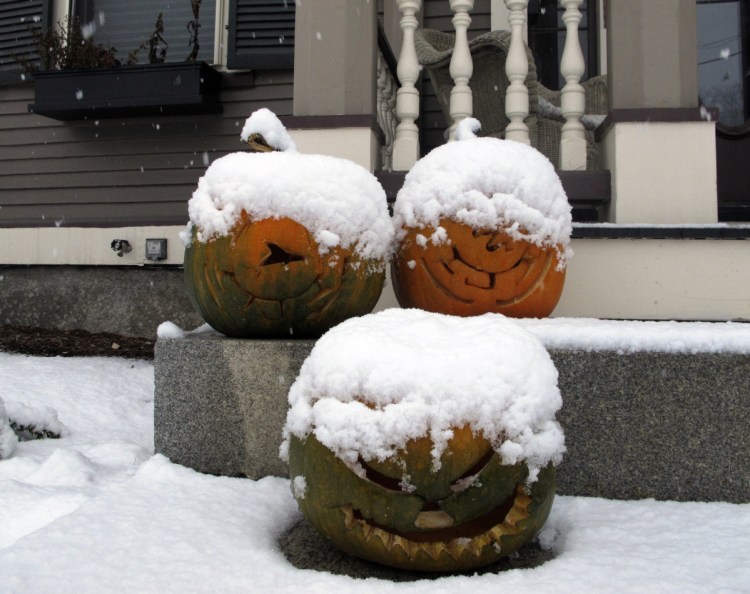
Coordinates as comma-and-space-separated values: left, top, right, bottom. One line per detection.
697, 0, 750, 129
1, 0, 296, 77
527, 0, 599, 90
73, 0, 217, 64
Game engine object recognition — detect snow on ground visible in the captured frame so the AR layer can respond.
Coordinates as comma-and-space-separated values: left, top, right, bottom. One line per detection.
0, 322, 749, 592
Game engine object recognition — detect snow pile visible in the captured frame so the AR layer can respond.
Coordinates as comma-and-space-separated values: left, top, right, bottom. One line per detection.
454, 116, 482, 140
0, 396, 18, 459
183, 110, 394, 261
1, 351, 749, 591
156, 321, 218, 340
3, 399, 69, 440
0, 353, 153, 549
519, 317, 750, 354
239, 107, 298, 152
393, 120, 573, 266
282, 309, 565, 482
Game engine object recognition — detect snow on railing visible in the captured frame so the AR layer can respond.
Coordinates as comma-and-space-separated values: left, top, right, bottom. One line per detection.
391, 0, 588, 170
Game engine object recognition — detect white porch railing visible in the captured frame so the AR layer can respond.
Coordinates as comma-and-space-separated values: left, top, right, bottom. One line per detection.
390, 0, 589, 171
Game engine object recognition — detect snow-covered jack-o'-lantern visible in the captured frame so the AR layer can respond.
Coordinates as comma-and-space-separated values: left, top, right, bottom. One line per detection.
181, 109, 394, 338
392, 119, 572, 318
282, 309, 565, 572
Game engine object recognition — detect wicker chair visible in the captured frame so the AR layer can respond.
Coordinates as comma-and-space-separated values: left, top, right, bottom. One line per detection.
414, 29, 608, 169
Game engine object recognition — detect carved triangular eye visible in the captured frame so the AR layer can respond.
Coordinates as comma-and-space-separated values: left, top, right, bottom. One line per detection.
450, 448, 494, 492
262, 242, 305, 266
359, 457, 409, 492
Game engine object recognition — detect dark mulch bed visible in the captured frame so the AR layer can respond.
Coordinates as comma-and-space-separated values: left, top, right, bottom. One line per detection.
0, 325, 155, 359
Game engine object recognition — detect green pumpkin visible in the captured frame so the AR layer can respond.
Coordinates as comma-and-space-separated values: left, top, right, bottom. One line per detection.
183, 215, 385, 338
287, 427, 556, 572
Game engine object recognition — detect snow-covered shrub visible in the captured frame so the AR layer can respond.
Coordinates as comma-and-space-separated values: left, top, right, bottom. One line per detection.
0, 396, 18, 459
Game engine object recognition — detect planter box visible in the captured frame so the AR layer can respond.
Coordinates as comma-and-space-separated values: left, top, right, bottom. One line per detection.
28, 62, 222, 120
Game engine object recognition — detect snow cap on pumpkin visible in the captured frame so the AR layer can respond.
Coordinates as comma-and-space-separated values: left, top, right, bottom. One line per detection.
393, 117, 573, 265
240, 107, 298, 152
281, 308, 566, 484
181, 109, 394, 261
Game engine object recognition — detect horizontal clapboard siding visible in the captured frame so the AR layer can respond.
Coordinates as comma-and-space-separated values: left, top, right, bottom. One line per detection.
0, 71, 293, 228
420, 0, 491, 156
228, 0, 295, 69
0, 0, 50, 82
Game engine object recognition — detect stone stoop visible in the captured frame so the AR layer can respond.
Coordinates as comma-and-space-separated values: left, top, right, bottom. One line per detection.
154, 334, 750, 503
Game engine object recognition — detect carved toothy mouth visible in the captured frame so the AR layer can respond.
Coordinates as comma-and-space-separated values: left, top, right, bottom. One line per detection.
420, 244, 555, 306
339, 485, 531, 561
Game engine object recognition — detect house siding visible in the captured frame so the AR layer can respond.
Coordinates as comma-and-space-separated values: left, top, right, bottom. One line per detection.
420, 0, 491, 156
0, 70, 293, 228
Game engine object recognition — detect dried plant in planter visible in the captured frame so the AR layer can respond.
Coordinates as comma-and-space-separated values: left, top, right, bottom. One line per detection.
186, 0, 202, 62
19, 5, 205, 72
18, 16, 120, 72
147, 13, 169, 64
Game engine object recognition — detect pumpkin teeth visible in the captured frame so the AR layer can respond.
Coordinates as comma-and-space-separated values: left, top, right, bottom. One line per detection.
391, 534, 410, 556
338, 484, 532, 562
373, 526, 392, 546
504, 489, 532, 529
361, 521, 376, 540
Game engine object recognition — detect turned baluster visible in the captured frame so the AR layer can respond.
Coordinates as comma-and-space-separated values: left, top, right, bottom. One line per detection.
560, 0, 587, 170
448, 0, 474, 139
393, 0, 422, 171
504, 0, 530, 144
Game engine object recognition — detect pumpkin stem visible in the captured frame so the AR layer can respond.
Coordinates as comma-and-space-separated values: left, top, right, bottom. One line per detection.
245, 133, 277, 153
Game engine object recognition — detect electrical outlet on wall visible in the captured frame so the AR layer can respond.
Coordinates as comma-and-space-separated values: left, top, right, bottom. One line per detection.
145, 239, 168, 262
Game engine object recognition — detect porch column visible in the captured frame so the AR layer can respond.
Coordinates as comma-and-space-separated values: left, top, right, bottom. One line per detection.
291, 0, 379, 169
600, 0, 717, 224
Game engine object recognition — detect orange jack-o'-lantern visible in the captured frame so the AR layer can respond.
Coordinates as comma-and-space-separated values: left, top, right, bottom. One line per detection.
392, 121, 572, 319
183, 110, 392, 337
283, 309, 565, 572
392, 219, 565, 318
287, 428, 556, 573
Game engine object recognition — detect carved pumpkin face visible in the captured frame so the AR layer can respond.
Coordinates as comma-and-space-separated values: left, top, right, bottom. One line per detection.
184, 214, 385, 338
287, 426, 556, 572
392, 219, 565, 318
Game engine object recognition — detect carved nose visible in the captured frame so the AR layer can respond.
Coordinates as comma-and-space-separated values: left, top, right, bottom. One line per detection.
414, 510, 454, 529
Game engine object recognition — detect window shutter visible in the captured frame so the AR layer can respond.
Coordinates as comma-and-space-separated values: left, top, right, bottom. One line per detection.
227, 0, 295, 70
0, 0, 51, 81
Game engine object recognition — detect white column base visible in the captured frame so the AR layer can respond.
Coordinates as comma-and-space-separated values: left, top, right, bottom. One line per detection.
554, 237, 750, 321
601, 121, 718, 224
290, 127, 380, 171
